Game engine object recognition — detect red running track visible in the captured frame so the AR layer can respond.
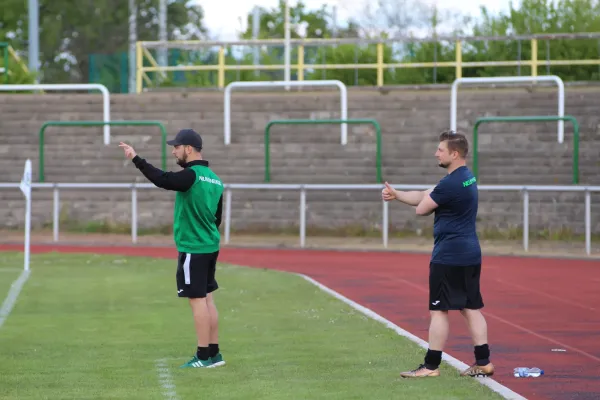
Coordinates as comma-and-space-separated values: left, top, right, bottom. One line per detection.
1, 243, 599, 400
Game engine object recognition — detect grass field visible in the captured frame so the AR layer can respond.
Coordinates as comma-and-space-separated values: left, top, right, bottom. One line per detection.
0, 252, 504, 400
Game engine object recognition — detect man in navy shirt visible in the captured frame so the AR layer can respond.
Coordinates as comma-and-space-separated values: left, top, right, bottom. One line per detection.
382, 130, 494, 379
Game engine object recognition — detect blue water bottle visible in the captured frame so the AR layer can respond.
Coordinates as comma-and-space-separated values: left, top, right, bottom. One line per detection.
513, 367, 544, 377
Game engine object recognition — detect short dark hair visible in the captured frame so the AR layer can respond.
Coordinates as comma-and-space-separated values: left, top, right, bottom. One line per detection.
439, 130, 468, 158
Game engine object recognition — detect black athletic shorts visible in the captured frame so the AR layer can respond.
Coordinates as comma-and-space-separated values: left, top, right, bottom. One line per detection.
176, 251, 219, 298
429, 263, 484, 311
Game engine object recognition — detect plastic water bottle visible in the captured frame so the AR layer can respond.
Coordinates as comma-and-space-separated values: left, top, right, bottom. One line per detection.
513, 367, 544, 377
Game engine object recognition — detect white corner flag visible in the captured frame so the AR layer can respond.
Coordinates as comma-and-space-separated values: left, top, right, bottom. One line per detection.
20, 159, 32, 271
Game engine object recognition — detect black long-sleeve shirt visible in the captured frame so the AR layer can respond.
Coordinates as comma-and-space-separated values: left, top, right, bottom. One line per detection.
132, 156, 223, 227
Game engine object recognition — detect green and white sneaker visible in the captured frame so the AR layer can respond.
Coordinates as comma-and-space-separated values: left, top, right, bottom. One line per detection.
179, 355, 214, 368
211, 353, 226, 367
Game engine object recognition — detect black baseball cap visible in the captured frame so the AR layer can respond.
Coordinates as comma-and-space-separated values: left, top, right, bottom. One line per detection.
166, 129, 203, 149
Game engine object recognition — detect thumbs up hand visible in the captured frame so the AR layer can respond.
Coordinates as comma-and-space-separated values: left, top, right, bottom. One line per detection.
382, 181, 397, 202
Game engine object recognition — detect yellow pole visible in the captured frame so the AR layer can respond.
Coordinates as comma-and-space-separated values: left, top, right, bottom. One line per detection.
377, 42, 384, 87
136, 41, 143, 94
455, 40, 462, 79
298, 45, 304, 81
7, 46, 29, 75
531, 39, 538, 77
218, 46, 225, 89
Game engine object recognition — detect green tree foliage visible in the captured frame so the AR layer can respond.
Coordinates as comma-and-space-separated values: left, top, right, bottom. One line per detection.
196, 0, 456, 86
408, 0, 600, 82
464, 0, 600, 80
226, 0, 600, 85
0, 0, 207, 83
166, 0, 362, 86
145, 0, 600, 89
236, 0, 363, 83
0, 45, 37, 84
240, 0, 332, 40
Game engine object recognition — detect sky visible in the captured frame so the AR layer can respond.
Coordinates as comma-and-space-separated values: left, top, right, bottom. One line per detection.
195, 0, 513, 40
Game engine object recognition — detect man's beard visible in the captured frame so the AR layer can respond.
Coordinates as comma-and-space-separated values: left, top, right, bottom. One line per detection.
438, 161, 450, 169
176, 155, 187, 167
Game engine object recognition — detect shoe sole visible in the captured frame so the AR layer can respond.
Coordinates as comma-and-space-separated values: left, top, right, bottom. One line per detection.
400, 373, 439, 378
465, 372, 494, 377
212, 361, 226, 367
180, 362, 217, 369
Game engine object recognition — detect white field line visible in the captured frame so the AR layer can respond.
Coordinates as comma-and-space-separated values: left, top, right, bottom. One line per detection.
155, 358, 180, 400
0, 269, 31, 329
298, 273, 528, 400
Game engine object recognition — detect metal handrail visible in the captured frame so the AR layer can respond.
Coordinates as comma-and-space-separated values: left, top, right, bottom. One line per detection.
38, 121, 168, 182
0, 182, 596, 255
136, 34, 600, 90
472, 115, 580, 184
263, 119, 383, 183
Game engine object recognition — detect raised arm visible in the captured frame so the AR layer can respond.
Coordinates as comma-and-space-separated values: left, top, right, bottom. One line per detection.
119, 142, 195, 192
132, 156, 196, 192
382, 182, 433, 206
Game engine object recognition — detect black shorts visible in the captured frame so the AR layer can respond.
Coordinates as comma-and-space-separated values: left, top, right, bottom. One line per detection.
176, 251, 219, 298
429, 263, 484, 311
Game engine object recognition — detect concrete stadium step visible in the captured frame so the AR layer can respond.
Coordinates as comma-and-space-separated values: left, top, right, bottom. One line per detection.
2, 186, 592, 205
27, 171, 582, 186
2, 86, 600, 236
477, 168, 577, 179
477, 160, 578, 169
43, 150, 366, 162
3, 185, 597, 233
37, 171, 380, 184
475, 176, 576, 185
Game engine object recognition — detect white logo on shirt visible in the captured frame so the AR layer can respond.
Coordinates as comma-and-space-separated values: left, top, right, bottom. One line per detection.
198, 176, 222, 186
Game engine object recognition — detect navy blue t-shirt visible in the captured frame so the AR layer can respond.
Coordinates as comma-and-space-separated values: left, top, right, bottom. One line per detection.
428, 166, 481, 266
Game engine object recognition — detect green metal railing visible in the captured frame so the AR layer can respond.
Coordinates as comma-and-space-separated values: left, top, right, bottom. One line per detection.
473, 115, 580, 184
39, 120, 168, 182
264, 119, 383, 183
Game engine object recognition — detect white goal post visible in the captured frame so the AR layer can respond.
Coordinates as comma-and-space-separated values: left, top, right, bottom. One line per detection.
223, 80, 348, 145
450, 75, 565, 143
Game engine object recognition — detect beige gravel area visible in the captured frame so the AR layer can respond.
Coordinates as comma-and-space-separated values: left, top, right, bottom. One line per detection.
0, 229, 598, 260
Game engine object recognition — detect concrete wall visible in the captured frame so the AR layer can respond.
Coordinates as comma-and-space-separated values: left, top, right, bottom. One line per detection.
0, 84, 598, 237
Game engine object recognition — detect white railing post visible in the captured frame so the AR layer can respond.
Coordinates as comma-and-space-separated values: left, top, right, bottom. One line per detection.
224, 188, 232, 244
0, 83, 112, 145
0, 182, 597, 256
523, 189, 529, 251
223, 80, 348, 145
382, 199, 389, 248
300, 186, 306, 248
585, 190, 591, 255
450, 75, 565, 143
53, 185, 59, 242
131, 185, 137, 244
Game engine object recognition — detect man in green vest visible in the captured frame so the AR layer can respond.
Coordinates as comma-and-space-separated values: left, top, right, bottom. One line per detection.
119, 128, 224, 369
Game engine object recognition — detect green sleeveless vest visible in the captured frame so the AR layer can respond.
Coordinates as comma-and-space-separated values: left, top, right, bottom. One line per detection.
173, 164, 223, 253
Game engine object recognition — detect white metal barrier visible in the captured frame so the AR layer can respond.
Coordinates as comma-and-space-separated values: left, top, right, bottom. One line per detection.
0, 83, 112, 145
0, 182, 596, 255
223, 80, 348, 145
450, 75, 565, 143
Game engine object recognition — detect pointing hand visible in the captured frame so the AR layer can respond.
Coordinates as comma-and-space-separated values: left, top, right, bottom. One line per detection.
119, 142, 137, 160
